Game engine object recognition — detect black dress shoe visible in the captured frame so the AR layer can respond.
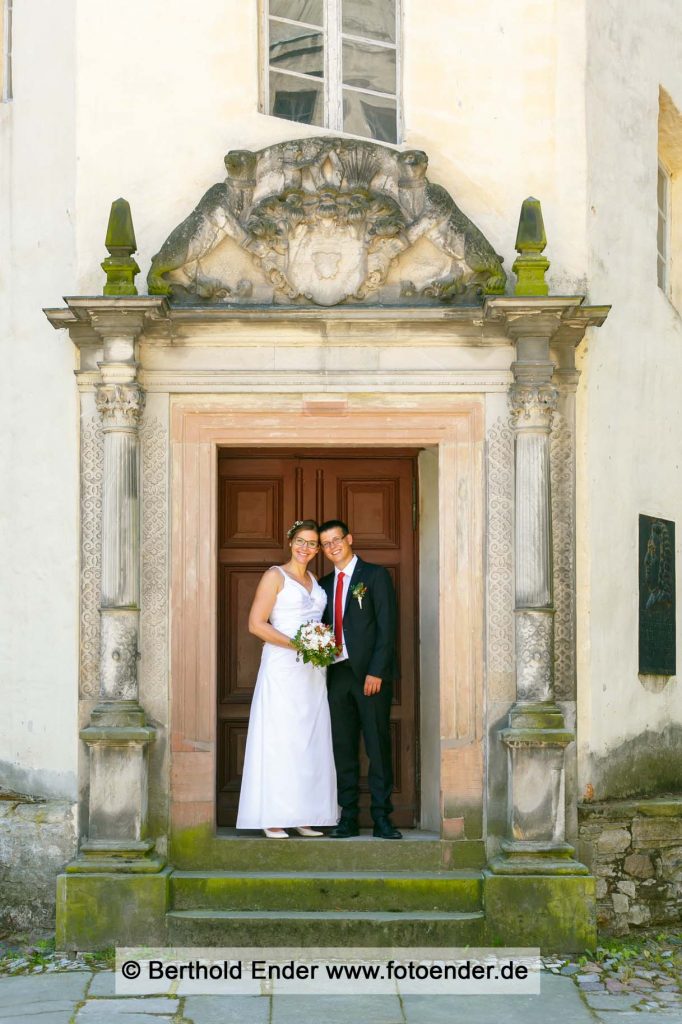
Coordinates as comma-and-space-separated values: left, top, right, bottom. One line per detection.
329, 819, 359, 838
372, 817, 402, 840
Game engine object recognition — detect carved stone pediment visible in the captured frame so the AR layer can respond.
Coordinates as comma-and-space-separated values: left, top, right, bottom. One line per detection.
148, 137, 506, 307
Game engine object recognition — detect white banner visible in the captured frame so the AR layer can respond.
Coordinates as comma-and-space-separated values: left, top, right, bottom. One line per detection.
116, 946, 541, 996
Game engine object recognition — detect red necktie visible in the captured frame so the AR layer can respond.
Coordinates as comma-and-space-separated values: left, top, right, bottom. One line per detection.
334, 572, 345, 649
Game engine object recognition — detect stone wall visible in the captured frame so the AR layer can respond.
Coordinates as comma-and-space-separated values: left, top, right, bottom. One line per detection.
0, 793, 77, 934
578, 798, 682, 935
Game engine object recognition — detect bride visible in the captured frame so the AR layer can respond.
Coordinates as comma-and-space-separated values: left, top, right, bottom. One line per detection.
236, 519, 338, 838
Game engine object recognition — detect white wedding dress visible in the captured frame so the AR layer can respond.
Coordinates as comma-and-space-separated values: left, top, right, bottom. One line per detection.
236, 567, 339, 829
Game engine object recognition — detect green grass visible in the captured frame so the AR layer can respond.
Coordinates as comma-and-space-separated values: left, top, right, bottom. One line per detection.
0, 936, 115, 975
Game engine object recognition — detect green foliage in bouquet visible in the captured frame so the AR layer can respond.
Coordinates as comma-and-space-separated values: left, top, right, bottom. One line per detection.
291, 621, 341, 669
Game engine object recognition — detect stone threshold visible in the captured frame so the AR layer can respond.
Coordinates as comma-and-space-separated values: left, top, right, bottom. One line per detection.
216, 827, 442, 841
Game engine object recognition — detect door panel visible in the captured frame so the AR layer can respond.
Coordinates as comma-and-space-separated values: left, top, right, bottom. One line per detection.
217, 449, 419, 827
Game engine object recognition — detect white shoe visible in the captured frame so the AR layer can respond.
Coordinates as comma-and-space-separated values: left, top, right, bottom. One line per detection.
263, 828, 289, 839
295, 827, 324, 837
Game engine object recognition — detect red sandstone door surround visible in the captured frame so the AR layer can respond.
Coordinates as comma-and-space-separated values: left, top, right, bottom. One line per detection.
216, 449, 419, 828
169, 398, 484, 847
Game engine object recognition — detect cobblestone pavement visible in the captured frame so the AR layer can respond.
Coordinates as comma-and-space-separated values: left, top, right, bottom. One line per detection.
541, 932, 682, 1017
0, 932, 680, 1022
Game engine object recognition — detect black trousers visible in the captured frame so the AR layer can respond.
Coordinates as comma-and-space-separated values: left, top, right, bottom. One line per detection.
327, 660, 393, 822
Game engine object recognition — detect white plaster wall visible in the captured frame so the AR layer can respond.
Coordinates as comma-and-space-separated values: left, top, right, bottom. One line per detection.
70, 0, 588, 296
0, 1, 79, 799
576, 0, 682, 793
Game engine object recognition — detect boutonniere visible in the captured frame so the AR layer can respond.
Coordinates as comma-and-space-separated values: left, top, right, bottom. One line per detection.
351, 582, 368, 609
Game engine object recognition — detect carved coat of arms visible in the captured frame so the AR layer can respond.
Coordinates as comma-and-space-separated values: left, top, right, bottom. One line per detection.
148, 138, 506, 306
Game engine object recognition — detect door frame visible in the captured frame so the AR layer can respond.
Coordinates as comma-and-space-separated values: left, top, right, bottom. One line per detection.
169, 394, 484, 845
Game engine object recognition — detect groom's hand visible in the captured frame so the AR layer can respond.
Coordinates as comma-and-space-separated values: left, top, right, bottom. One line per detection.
364, 674, 382, 696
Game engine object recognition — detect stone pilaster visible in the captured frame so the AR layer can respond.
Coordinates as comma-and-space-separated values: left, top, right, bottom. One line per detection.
486, 300, 591, 875
71, 302, 166, 872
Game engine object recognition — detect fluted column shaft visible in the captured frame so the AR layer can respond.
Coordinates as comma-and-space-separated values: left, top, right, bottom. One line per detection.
96, 383, 145, 705
510, 379, 557, 704
101, 425, 140, 608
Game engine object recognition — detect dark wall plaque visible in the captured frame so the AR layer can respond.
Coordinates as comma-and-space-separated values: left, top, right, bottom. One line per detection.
639, 514, 676, 675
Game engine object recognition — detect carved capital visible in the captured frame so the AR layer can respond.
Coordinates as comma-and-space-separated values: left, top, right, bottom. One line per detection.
509, 383, 558, 430
96, 383, 146, 428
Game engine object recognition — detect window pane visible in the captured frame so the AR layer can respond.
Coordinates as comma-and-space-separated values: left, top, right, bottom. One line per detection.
657, 165, 668, 212
343, 90, 397, 143
269, 0, 323, 27
342, 0, 396, 43
342, 39, 395, 94
657, 211, 667, 260
270, 71, 324, 127
270, 19, 324, 77
3, 0, 12, 100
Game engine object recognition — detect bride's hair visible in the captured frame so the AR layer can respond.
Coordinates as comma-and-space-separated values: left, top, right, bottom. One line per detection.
287, 519, 319, 541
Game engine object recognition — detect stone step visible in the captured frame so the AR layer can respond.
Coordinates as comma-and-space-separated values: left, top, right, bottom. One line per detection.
172, 831, 486, 872
166, 908, 486, 947
170, 869, 483, 913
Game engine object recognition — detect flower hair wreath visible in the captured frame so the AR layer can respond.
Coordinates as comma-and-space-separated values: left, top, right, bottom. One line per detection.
287, 520, 304, 540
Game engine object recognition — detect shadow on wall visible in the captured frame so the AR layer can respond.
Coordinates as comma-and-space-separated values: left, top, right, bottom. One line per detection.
588, 724, 682, 800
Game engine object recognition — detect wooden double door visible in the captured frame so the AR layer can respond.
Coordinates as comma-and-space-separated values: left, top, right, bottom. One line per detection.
216, 448, 419, 828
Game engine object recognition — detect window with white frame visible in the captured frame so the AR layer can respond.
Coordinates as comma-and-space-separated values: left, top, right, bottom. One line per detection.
657, 161, 671, 294
263, 0, 401, 144
1, 0, 12, 101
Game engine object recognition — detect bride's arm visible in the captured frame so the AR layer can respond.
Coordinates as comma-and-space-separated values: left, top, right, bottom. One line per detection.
248, 568, 295, 649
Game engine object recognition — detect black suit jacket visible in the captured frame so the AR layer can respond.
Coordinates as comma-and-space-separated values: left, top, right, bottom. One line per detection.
320, 556, 398, 682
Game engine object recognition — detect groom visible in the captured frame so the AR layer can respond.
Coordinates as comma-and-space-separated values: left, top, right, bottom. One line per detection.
318, 520, 402, 840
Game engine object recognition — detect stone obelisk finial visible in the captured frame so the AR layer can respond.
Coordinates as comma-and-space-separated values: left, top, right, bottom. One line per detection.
102, 198, 140, 296
512, 197, 550, 296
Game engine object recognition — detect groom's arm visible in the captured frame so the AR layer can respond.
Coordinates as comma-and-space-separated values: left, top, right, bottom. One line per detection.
365, 566, 397, 692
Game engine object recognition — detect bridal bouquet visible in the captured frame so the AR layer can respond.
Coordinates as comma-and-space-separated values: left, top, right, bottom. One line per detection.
292, 621, 340, 669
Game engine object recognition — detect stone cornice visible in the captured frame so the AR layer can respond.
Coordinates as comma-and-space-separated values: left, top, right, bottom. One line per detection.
44, 294, 609, 355
44, 297, 170, 350
49, 296, 169, 320
45, 297, 515, 350
485, 296, 610, 345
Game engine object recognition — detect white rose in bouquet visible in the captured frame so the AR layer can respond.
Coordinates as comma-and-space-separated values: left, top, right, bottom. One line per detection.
291, 621, 340, 669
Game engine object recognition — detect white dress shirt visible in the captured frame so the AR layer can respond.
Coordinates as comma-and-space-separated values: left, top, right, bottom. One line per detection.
333, 555, 357, 661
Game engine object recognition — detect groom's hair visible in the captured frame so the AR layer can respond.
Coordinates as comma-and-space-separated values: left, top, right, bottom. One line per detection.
319, 519, 349, 536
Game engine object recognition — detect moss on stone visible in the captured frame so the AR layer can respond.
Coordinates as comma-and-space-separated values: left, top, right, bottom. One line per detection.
170, 871, 483, 913
483, 871, 597, 952
170, 822, 217, 867
514, 197, 547, 253
56, 869, 170, 951
102, 198, 139, 296
170, 822, 462, 872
